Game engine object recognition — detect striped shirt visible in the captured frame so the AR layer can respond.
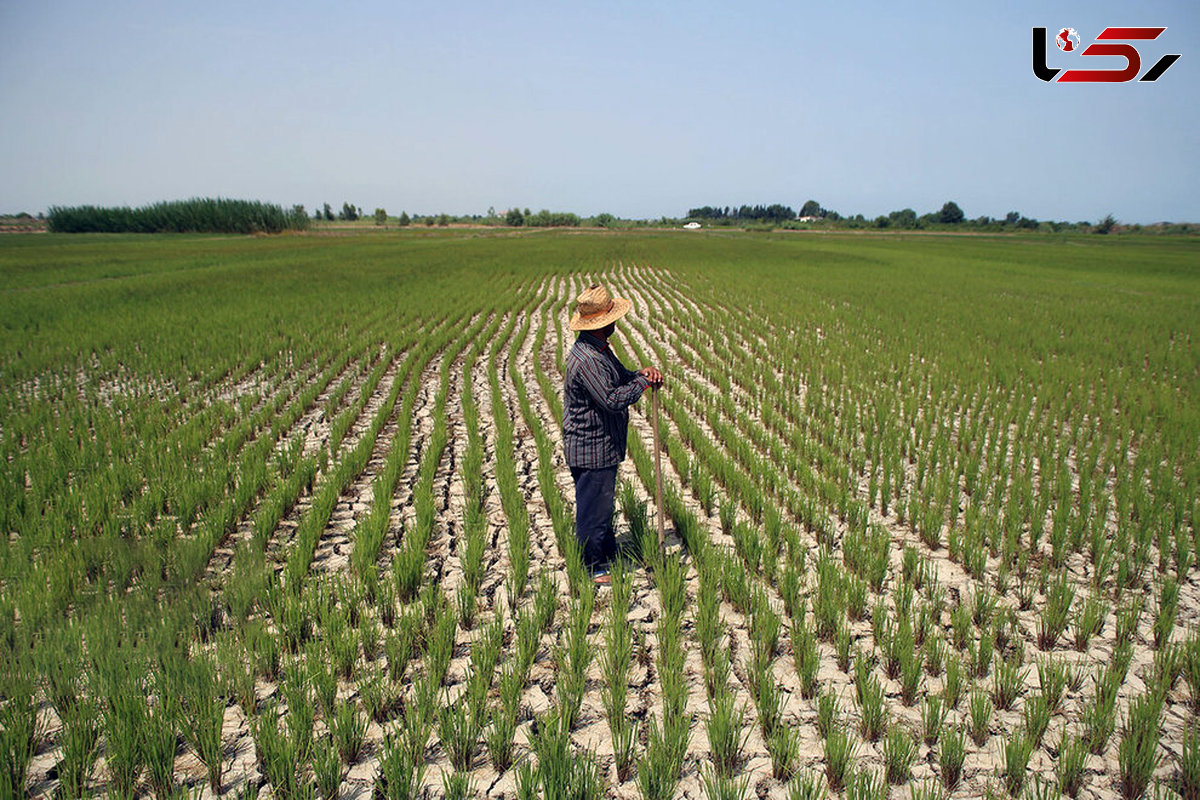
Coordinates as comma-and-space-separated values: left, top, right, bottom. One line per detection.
563, 332, 649, 469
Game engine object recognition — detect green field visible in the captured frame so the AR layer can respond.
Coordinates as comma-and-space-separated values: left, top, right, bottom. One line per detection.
1, 229, 1197, 799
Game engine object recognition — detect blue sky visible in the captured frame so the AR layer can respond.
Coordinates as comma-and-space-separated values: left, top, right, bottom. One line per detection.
1, 1, 1196, 223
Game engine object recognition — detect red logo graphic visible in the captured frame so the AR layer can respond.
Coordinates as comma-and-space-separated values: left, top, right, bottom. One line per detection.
1056, 28, 1080, 52
1033, 26, 1180, 82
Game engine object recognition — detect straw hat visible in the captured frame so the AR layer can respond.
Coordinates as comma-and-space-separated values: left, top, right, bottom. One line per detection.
568, 284, 633, 331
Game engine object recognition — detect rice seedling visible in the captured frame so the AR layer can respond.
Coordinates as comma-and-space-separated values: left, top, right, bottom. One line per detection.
1082, 684, 1120, 755
375, 724, 428, 800
993, 653, 1028, 711
823, 725, 858, 793
789, 769, 828, 800
1180, 723, 1200, 800
792, 618, 821, 699
768, 723, 800, 782
938, 725, 966, 790
816, 689, 839, 739
969, 687, 993, 746
944, 654, 964, 709
331, 698, 368, 765
845, 767, 888, 800
855, 667, 888, 743
1154, 575, 1180, 649
1024, 694, 1052, 747
1001, 728, 1035, 797
883, 723, 918, 784
706, 689, 750, 779
312, 737, 344, 800
1117, 691, 1163, 800
922, 694, 945, 747
1056, 728, 1087, 798
1116, 597, 1144, 648
1037, 657, 1069, 714
835, 621, 853, 673
909, 781, 947, 800
254, 707, 302, 800
442, 770, 474, 800
1071, 593, 1106, 651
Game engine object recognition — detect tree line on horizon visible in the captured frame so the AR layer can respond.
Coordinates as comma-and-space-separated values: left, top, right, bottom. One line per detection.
32, 197, 1197, 235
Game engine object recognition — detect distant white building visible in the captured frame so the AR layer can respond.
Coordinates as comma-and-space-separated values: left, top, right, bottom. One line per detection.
683, 221, 702, 229
797, 216, 822, 223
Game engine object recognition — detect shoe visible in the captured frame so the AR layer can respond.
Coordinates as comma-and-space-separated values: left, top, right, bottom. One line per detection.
591, 568, 611, 586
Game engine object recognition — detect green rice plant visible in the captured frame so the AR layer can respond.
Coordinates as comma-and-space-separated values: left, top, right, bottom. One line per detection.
823, 725, 858, 793
534, 571, 558, 634
974, 626, 995, 679
845, 767, 888, 800
993, 654, 1028, 711
1184, 632, 1200, 712
793, 620, 821, 699
55, 700, 100, 800
375, 724, 427, 800
145, 700, 179, 800
612, 717, 638, 784
360, 613, 382, 661
924, 629, 945, 677
1083, 670, 1120, 755
884, 723, 918, 784
1037, 657, 1069, 714
944, 654, 964, 709
254, 708, 301, 800
767, 723, 800, 782
855, 669, 887, 743
331, 698, 367, 765
98, 667, 148, 800
922, 694, 945, 747
1116, 597, 1144, 648
1001, 728, 1035, 797
0, 675, 41, 800
442, 770, 474, 800
1180, 723, 1200, 800
1154, 575, 1180, 649
1117, 692, 1163, 800
835, 621, 853, 673
706, 689, 750, 778
938, 725, 966, 790
817, 689, 839, 739
1026, 775, 1064, 800
909, 780, 947, 800
900, 646, 924, 706
311, 737, 343, 800
1056, 728, 1087, 798
753, 665, 783, 738
1024, 694, 1052, 747
1072, 593, 1106, 651
968, 687, 993, 746
485, 705, 518, 774
951, 603, 971, 651
1149, 642, 1183, 697
789, 769, 827, 800
700, 763, 753, 800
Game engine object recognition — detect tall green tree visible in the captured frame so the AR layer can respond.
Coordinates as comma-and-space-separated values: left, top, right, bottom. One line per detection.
938, 201, 965, 224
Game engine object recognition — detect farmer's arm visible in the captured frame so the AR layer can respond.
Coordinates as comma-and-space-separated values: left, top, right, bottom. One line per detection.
577, 355, 648, 412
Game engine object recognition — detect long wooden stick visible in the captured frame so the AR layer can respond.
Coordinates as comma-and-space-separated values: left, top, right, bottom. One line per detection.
651, 385, 665, 554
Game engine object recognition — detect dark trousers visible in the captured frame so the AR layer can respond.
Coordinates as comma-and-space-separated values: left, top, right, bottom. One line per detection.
570, 465, 618, 571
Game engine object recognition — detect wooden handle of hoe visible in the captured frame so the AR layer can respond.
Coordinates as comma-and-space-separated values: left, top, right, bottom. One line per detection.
652, 384, 665, 554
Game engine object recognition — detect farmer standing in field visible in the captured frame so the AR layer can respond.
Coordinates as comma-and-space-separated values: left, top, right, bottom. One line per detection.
563, 284, 662, 585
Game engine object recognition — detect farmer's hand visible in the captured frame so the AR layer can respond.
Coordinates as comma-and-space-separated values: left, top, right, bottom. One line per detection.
640, 367, 663, 387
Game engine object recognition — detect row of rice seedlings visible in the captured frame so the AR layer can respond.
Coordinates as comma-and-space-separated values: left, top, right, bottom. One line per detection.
507, 303, 590, 592
348, 332, 440, 585
602, 558, 638, 782
638, 541, 693, 800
